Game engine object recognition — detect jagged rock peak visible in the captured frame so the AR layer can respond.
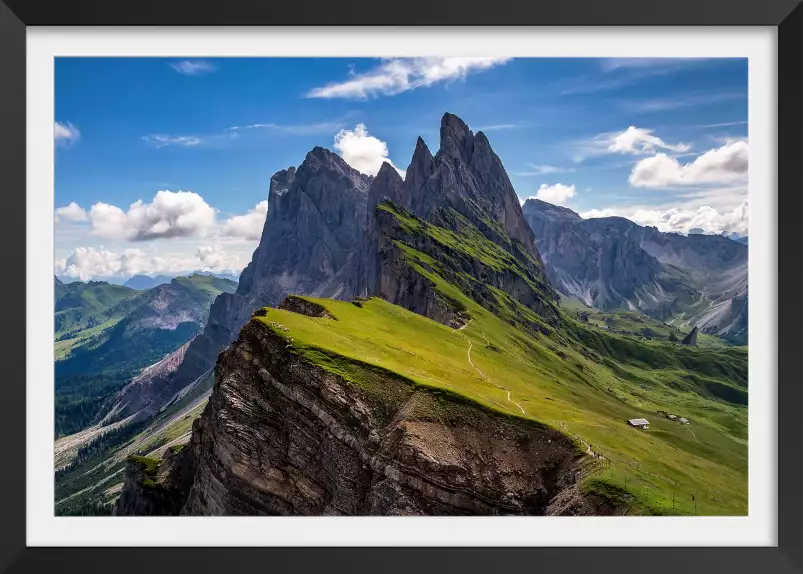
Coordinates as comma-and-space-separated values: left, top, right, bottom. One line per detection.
681, 326, 698, 346
405, 137, 435, 193
368, 162, 407, 214
375, 161, 404, 186
439, 112, 475, 161
299, 146, 369, 182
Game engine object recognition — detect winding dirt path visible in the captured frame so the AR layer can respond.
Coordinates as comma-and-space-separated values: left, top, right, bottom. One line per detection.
465, 337, 526, 415
559, 422, 604, 460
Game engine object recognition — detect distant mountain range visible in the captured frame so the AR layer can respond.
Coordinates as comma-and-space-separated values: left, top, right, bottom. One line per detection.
123, 274, 176, 290
54, 273, 237, 437
521, 198, 747, 345
57, 271, 240, 289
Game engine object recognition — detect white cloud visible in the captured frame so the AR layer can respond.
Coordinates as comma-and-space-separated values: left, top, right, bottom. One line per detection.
169, 60, 217, 76
333, 123, 403, 177
55, 202, 88, 223
89, 190, 217, 241
526, 183, 577, 206
629, 140, 748, 188
570, 126, 690, 162
221, 200, 268, 241
306, 57, 510, 99
142, 134, 203, 148
55, 244, 243, 281
55, 122, 80, 148
580, 199, 748, 236
516, 164, 576, 176
196, 245, 241, 273
607, 126, 690, 155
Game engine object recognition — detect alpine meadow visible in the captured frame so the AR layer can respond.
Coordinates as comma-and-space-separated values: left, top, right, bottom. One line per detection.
53, 57, 748, 517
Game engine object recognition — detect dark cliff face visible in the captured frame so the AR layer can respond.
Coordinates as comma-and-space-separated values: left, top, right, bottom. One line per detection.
522, 198, 748, 344
170, 150, 372, 390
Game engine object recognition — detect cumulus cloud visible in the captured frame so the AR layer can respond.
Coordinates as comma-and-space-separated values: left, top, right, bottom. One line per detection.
580, 199, 748, 236
55, 244, 243, 281
169, 60, 217, 76
54, 202, 88, 223
55, 122, 80, 148
333, 124, 403, 177
306, 57, 510, 99
196, 245, 241, 272
629, 140, 748, 188
55, 247, 186, 280
89, 190, 217, 241
221, 200, 268, 241
607, 126, 691, 154
526, 183, 577, 206
571, 126, 690, 162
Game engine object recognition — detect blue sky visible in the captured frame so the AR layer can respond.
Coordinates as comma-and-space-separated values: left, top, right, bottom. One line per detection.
54, 57, 748, 280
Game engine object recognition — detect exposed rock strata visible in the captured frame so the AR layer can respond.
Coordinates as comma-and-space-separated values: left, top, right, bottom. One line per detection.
118, 317, 588, 516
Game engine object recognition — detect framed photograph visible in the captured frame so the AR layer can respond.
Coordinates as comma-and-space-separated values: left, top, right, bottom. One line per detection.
1, 0, 801, 572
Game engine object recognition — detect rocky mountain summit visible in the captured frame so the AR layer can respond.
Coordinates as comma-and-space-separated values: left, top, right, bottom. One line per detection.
168, 151, 373, 392
171, 113, 559, 393
521, 198, 747, 345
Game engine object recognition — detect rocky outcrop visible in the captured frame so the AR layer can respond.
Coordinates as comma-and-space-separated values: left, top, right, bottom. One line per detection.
522, 198, 748, 344
125, 315, 586, 516
114, 447, 193, 516
278, 295, 334, 318
681, 326, 699, 346
169, 150, 372, 391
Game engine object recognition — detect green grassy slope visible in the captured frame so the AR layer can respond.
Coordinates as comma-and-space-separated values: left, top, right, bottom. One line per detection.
55, 279, 146, 359
252, 204, 747, 516
258, 294, 746, 515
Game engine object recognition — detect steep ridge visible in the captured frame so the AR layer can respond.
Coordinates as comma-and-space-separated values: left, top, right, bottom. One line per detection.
522, 198, 748, 345
147, 317, 583, 516
169, 150, 373, 391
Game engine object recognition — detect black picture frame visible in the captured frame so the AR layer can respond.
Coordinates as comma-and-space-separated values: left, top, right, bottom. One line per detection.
1, 1, 800, 573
